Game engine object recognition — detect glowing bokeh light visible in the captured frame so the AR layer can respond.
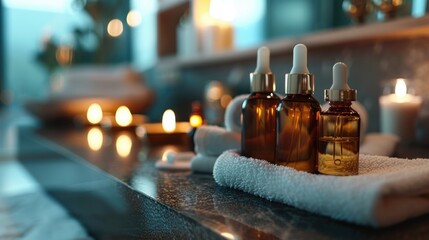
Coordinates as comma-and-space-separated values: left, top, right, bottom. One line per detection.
107, 19, 123, 37
87, 103, 103, 124
395, 78, 407, 98
115, 106, 133, 127
162, 109, 176, 133
126, 10, 142, 27
87, 127, 103, 151
189, 114, 203, 128
116, 134, 132, 157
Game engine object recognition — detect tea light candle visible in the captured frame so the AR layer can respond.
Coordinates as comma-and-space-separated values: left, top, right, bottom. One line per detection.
135, 109, 192, 145
100, 105, 147, 129
379, 79, 422, 143
202, 21, 233, 54
87, 103, 103, 124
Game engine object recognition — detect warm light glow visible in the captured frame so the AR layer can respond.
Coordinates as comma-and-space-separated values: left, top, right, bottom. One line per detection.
115, 106, 133, 127
189, 114, 203, 128
135, 125, 147, 139
209, 0, 234, 22
161, 149, 176, 162
220, 94, 232, 108
56, 45, 73, 65
87, 103, 103, 124
126, 10, 142, 27
107, 19, 123, 37
395, 78, 407, 98
162, 109, 176, 133
207, 85, 222, 101
116, 134, 132, 157
87, 127, 103, 151
221, 232, 235, 240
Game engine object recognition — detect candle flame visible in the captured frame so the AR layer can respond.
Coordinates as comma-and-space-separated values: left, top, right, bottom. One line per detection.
87, 127, 103, 151
162, 109, 176, 133
189, 114, 203, 128
115, 106, 133, 127
395, 78, 407, 98
87, 103, 103, 124
116, 134, 132, 158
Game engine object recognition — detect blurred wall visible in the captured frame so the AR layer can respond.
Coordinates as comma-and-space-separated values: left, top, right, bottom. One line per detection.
4, 4, 88, 103
4, 0, 131, 104
145, 37, 429, 132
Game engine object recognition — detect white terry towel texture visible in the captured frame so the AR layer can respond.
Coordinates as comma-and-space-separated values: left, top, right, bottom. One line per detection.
213, 150, 429, 227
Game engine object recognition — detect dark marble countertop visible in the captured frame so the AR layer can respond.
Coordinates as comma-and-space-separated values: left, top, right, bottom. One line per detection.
14, 126, 429, 240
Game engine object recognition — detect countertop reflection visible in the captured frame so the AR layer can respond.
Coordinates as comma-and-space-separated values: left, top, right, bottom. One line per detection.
14, 125, 429, 239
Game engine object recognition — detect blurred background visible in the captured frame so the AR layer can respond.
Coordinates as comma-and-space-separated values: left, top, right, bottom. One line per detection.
1, 0, 429, 132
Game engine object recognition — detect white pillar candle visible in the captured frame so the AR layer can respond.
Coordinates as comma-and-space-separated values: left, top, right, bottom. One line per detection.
200, 0, 234, 54
201, 20, 233, 54
379, 79, 422, 143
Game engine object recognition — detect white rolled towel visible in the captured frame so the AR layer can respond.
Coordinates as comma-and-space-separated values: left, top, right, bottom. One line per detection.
190, 154, 218, 173
194, 125, 241, 156
224, 94, 248, 132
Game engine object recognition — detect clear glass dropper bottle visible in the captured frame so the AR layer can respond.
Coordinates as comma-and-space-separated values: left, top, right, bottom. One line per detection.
242, 46, 281, 163
318, 62, 360, 176
276, 44, 321, 172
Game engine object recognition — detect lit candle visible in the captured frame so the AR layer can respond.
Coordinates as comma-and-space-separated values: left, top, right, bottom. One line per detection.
87, 103, 103, 125
189, 114, 203, 128
99, 105, 147, 129
201, 0, 234, 54
135, 109, 191, 145
162, 109, 176, 133
189, 101, 204, 128
115, 105, 133, 127
379, 78, 422, 143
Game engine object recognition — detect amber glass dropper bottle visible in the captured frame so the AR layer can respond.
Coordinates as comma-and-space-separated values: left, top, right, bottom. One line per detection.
276, 44, 321, 172
242, 46, 281, 163
318, 62, 360, 176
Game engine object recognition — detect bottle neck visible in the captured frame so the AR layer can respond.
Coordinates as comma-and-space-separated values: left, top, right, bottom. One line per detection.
250, 73, 275, 92
329, 101, 352, 108
285, 73, 314, 94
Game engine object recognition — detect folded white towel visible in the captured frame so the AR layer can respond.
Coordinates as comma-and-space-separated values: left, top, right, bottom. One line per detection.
224, 94, 247, 132
191, 154, 218, 173
214, 151, 429, 227
194, 125, 241, 156
360, 133, 399, 156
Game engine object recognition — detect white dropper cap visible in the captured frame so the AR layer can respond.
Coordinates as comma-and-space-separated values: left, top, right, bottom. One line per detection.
254, 46, 272, 74
250, 46, 275, 92
290, 44, 310, 74
325, 62, 356, 101
331, 62, 351, 90
284, 43, 314, 94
